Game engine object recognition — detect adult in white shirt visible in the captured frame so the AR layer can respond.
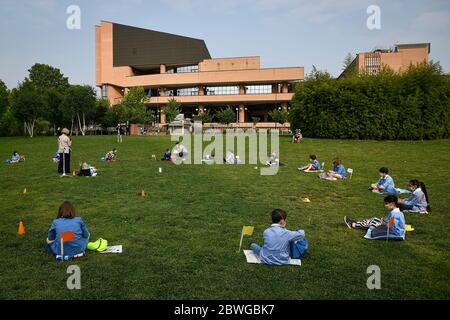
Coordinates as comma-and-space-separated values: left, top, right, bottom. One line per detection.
173, 142, 188, 159
57, 128, 72, 176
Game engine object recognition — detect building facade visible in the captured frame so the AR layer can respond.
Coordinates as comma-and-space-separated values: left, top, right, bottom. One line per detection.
340, 43, 430, 77
95, 21, 304, 125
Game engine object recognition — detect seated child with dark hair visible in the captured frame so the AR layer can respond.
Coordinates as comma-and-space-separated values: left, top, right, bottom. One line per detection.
298, 154, 321, 172
369, 167, 398, 194
105, 148, 117, 162
250, 209, 305, 265
46, 201, 90, 261
161, 149, 171, 161
4, 151, 24, 163
344, 195, 406, 240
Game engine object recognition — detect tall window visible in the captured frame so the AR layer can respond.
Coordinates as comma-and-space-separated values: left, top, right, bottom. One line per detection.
206, 86, 239, 95
365, 53, 381, 75
101, 85, 108, 99
246, 85, 272, 94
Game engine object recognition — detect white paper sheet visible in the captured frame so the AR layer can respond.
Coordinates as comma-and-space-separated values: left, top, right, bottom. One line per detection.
100, 245, 123, 254
243, 250, 301, 266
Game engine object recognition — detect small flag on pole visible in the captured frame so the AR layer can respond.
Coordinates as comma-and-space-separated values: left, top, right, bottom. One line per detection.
238, 226, 254, 252
140, 189, 145, 198
386, 216, 395, 242
347, 168, 354, 179
60, 231, 75, 259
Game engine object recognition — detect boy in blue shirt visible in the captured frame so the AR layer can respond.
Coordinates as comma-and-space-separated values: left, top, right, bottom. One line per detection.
250, 209, 305, 265
344, 195, 406, 240
161, 149, 171, 161
369, 167, 398, 194
298, 154, 321, 172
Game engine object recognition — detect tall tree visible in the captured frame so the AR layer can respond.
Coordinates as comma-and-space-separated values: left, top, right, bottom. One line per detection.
164, 98, 182, 123
0, 80, 8, 118
342, 53, 355, 71
11, 82, 47, 137
269, 108, 289, 128
119, 87, 153, 124
62, 85, 97, 135
27, 63, 69, 92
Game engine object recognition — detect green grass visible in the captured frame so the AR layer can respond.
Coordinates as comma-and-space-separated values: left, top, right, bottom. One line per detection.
0, 135, 449, 299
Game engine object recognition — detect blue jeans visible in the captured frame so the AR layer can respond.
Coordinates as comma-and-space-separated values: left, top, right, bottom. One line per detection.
400, 204, 414, 211
250, 243, 261, 256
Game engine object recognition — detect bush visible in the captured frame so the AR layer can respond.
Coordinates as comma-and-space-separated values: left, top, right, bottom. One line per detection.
0, 109, 21, 136
289, 62, 450, 140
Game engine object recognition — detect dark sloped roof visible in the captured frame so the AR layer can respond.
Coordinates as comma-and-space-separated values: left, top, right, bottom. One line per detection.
112, 22, 211, 68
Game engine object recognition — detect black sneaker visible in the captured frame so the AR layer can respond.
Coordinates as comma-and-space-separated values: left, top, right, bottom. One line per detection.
344, 216, 355, 229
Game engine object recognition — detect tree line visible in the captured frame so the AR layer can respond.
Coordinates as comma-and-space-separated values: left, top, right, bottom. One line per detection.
289, 62, 450, 140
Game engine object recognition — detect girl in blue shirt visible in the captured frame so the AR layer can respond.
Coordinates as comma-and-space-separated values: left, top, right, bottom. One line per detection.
250, 209, 305, 265
344, 195, 406, 240
326, 158, 347, 180
46, 201, 90, 260
369, 167, 398, 194
398, 180, 431, 214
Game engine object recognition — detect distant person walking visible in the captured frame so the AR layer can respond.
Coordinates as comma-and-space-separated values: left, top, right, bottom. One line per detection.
57, 128, 72, 176
117, 125, 123, 143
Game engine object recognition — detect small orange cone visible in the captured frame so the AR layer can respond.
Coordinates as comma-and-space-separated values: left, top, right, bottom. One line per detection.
22, 188, 27, 194
18, 220, 25, 235
140, 190, 145, 198
72, 170, 77, 176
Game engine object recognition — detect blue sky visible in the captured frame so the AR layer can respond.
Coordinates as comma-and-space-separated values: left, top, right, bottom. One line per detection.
1, 0, 449, 89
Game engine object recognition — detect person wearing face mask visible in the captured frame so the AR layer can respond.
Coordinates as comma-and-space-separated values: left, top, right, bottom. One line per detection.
344, 195, 406, 240
398, 180, 431, 214
250, 209, 306, 265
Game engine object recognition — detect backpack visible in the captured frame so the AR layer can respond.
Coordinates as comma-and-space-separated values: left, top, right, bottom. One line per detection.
290, 239, 308, 259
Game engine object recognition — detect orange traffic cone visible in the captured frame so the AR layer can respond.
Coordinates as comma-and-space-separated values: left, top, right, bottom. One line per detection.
72, 170, 77, 176
18, 220, 25, 235
22, 188, 27, 194
140, 189, 145, 198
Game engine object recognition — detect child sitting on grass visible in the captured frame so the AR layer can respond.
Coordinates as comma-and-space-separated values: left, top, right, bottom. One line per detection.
298, 154, 321, 172
103, 148, 117, 162
77, 162, 98, 177
46, 201, 90, 261
4, 151, 24, 163
320, 158, 346, 180
398, 179, 431, 214
344, 195, 406, 240
369, 167, 398, 194
161, 149, 171, 161
250, 209, 305, 265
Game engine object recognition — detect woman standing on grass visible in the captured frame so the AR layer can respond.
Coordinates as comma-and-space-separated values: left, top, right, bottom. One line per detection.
46, 201, 90, 261
57, 128, 72, 176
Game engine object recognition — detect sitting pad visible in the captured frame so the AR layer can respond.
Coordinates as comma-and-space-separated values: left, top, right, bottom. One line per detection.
243, 250, 301, 266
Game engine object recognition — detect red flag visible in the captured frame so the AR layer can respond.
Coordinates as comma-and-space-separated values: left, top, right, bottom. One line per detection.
61, 231, 75, 242
387, 216, 395, 226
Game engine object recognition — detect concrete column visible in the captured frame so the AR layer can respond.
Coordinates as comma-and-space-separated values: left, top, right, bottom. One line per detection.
198, 104, 205, 113
160, 105, 166, 124
272, 84, 278, 94
282, 83, 289, 93
239, 85, 246, 95
159, 88, 166, 96
239, 104, 245, 123
281, 102, 288, 111
198, 86, 205, 96
160, 64, 166, 74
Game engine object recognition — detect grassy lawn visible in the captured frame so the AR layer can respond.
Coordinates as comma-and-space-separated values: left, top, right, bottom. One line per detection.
0, 135, 449, 300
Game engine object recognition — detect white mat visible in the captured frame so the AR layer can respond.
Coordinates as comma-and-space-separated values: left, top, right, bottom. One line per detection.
100, 245, 123, 254
243, 250, 301, 266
